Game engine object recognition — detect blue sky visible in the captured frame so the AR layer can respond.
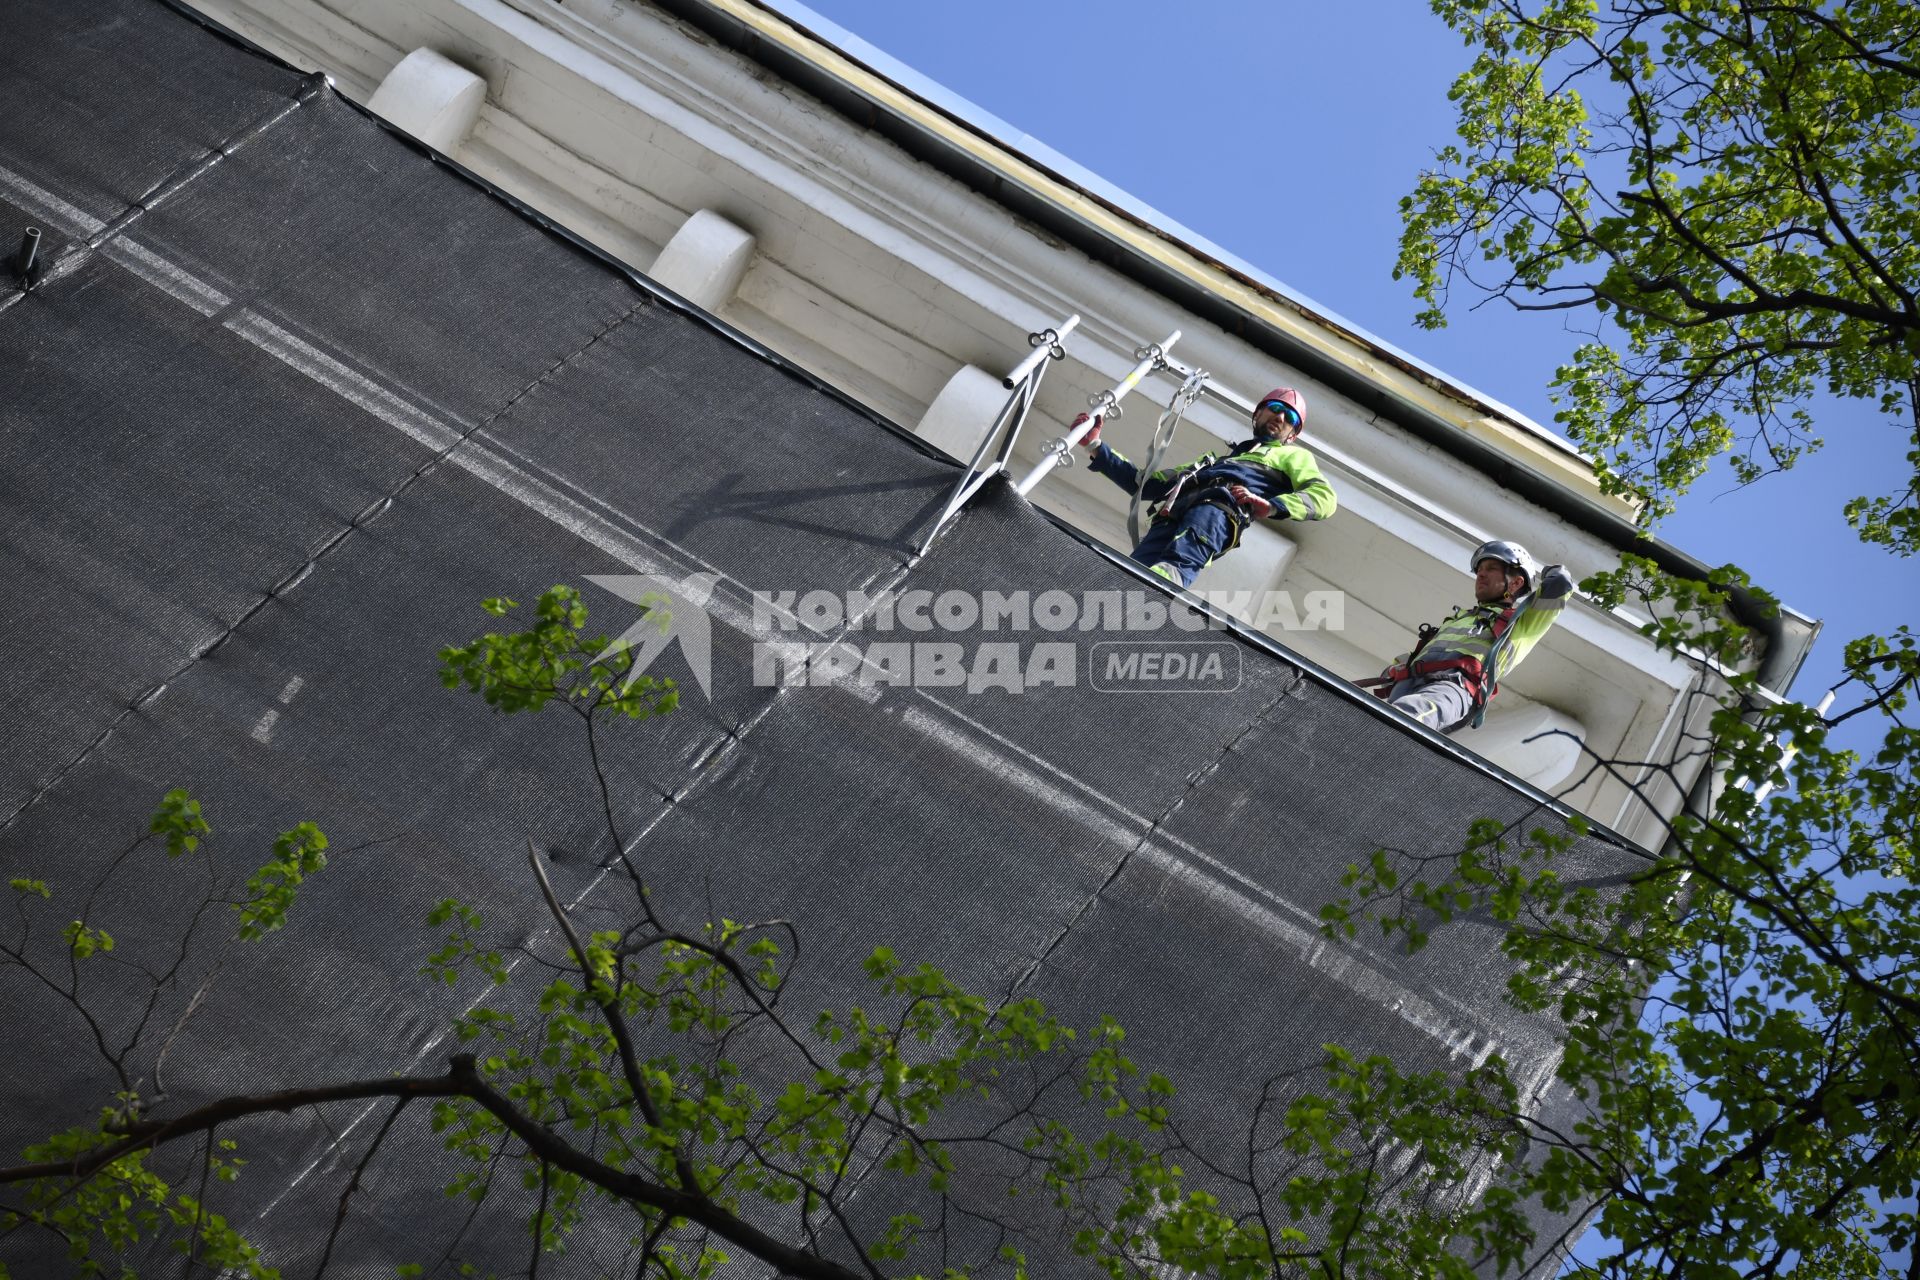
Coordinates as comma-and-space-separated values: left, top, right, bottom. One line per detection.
790, 0, 1920, 719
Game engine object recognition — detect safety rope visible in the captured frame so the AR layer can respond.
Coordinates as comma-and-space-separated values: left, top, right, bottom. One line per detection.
1127, 367, 1210, 547
1469, 590, 1536, 729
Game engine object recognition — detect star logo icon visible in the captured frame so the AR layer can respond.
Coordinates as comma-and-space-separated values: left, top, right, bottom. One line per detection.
585, 572, 720, 701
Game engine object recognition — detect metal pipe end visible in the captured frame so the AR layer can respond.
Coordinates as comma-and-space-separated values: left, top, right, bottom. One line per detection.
14, 226, 41, 281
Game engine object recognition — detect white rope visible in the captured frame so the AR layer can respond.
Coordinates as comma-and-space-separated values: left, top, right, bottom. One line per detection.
1128, 368, 1210, 546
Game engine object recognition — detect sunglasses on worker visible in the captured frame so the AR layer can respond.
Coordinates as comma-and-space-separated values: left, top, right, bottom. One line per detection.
1259, 400, 1302, 428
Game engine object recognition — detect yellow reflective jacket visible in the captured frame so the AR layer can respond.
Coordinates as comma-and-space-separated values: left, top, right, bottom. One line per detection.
1387, 565, 1575, 691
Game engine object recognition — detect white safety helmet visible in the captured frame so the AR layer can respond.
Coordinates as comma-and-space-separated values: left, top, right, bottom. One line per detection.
1471, 540, 1537, 591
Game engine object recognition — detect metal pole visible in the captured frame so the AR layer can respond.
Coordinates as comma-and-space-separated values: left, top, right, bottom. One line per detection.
989, 360, 1046, 472
915, 318, 1078, 557
13, 227, 41, 281
917, 389, 1023, 558
1001, 313, 1080, 389
1160, 354, 1256, 420
1014, 329, 1181, 498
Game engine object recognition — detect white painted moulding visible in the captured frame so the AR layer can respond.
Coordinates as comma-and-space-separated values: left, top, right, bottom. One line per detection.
367, 49, 487, 155
649, 210, 757, 312
1193, 521, 1297, 611
914, 363, 1006, 460
1468, 700, 1586, 793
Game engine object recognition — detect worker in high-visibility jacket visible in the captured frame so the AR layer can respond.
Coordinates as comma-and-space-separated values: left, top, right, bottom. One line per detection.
1371, 541, 1574, 733
1072, 387, 1337, 588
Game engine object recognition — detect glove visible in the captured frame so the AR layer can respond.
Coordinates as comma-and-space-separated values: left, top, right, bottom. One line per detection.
1538, 564, 1575, 600
1070, 412, 1103, 448
1228, 484, 1275, 519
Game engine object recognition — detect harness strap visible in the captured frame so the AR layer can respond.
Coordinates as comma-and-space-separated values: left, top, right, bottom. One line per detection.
1129, 371, 1208, 546
1369, 598, 1529, 723
1469, 592, 1535, 729
1373, 610, 1509, 700
1152, 485, 1251, 552
1408, 621, 1441, 664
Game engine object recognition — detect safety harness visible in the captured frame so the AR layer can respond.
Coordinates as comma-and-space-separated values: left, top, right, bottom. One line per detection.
1358, 592, 1536, 729
1151, 481, 1254, 550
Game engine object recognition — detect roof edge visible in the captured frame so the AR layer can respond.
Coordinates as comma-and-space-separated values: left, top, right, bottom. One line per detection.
646, 0, 1814, 690
696, 0, 1617, 495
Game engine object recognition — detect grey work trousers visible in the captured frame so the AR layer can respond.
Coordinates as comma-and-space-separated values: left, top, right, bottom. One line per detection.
1387, 673, 1475, 734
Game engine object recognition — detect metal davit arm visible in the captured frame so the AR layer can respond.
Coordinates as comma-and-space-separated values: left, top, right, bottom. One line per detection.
1013, 329, 1182, 498
914, 314, 1080, 558
919, 325, 1230, 558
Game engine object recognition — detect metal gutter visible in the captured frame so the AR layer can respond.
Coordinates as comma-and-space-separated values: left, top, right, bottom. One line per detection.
642, 0, 1815, 690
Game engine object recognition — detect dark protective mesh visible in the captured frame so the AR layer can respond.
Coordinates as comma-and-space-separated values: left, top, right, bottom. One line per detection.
0, 0, 302, 220
899, 481, 1307, 812
127, 93, 650, 427
0, 5, 1630, 1276
0, 254, 433, 813
477, 294, 958, 598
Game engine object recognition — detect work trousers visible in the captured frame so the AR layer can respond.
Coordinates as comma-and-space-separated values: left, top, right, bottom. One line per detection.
1387, 673, 1476, 734
1129, 503, 1234, 588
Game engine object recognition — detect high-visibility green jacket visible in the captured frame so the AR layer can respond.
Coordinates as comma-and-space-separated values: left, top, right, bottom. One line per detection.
1089, 438, 1337, 522
1388, 564, 1575, 690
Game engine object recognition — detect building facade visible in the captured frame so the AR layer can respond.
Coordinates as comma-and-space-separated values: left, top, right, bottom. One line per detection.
186, 0, 1813, 842
0, 3, 1819, 1275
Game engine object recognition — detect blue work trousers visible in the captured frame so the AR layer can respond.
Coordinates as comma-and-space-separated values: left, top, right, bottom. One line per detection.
1129, 503, 1234, 588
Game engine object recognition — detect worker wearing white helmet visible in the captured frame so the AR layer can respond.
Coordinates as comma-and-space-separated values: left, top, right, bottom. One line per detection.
1367, 540, 1576, 733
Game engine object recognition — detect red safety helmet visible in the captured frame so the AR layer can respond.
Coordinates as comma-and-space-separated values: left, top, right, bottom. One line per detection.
1256, 387, 1307, 434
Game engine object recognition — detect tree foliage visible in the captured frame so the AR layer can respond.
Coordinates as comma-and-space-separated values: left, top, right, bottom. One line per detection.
9, 601, 1914, 1278
1328, 569, 1920, 1277
1388, 4, 1920, 1273
1397, 0, 1920, 546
